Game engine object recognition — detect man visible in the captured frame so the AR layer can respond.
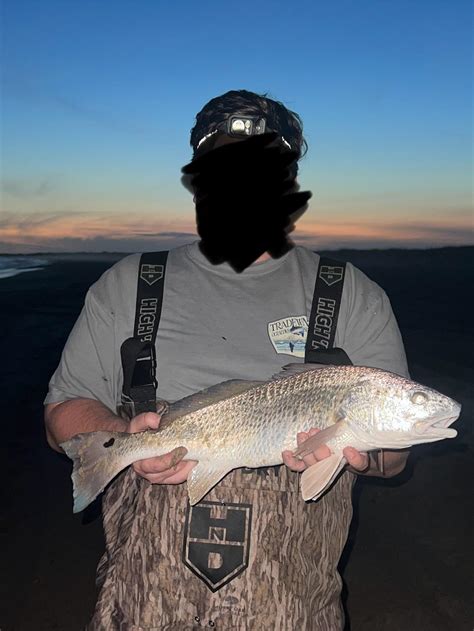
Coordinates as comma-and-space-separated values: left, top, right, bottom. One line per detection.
44, 90, 409, 630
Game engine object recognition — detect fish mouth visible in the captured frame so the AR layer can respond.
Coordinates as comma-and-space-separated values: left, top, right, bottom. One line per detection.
415, 408, 460, 439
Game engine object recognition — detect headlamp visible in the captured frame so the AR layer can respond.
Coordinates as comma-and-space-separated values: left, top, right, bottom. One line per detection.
195, 115, 292, 152
226, 115, 266, 137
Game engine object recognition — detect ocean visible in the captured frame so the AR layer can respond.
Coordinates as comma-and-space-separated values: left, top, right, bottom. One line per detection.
0, 255, 51, 279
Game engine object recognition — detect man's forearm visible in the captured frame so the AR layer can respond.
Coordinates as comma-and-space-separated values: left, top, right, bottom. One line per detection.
45, 398, 127, 453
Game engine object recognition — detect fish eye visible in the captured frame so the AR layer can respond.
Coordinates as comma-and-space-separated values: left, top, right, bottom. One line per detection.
411, 391, 428, 405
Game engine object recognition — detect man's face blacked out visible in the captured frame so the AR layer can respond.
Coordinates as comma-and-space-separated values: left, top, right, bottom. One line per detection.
181, 132, 312, 272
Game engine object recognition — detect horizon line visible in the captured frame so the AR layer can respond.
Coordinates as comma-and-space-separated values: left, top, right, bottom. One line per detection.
2, 244, 473, 257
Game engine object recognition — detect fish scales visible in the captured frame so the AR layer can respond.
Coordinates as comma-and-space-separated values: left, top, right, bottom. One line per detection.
150, 366, 351, 463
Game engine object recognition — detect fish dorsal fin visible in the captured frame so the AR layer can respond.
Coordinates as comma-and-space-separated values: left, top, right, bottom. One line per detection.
272, 363, 329, 381
187, 461, 234, 505
161, 379, 264, 426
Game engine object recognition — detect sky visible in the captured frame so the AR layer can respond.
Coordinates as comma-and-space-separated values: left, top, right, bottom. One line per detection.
0, 0, 472, 253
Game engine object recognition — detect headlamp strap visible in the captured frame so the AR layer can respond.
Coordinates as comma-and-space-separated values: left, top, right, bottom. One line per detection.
196, 115, 292, 151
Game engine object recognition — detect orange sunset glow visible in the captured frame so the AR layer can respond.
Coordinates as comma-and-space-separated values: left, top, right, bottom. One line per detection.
1, 208, 472, 254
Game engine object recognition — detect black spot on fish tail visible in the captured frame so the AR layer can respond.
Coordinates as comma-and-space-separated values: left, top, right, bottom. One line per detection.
103, 438, 115, 448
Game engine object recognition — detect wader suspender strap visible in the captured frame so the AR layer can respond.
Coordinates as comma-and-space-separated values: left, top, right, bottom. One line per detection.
305, 257, 385, 471
120, 251, 169, 416
305, 256, 352, 366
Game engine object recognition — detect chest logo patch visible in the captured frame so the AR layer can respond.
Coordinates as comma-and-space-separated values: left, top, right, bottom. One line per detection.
267, 315, 308, 357
183, 501, 252, 592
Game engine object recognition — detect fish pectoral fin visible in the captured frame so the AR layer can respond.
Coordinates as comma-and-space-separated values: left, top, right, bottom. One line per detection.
187, 462, 234, 505
293, 423, 344, 459
300, 453, 346, 502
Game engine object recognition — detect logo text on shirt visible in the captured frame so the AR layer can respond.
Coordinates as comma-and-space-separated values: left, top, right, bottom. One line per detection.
267, 315, 308, 357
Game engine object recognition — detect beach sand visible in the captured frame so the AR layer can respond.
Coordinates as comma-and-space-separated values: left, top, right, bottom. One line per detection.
1, 247, 472, 630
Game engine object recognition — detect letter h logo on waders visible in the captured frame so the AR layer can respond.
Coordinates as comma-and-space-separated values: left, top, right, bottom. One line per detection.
183, 501, 252, 592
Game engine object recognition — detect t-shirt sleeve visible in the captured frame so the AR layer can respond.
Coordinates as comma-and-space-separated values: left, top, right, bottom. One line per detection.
339, 263, 409, 378
44, 272, 118, 412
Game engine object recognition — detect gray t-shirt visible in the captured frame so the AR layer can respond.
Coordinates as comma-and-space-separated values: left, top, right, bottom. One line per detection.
45, 241, 408, 410
45, 242, 409, 630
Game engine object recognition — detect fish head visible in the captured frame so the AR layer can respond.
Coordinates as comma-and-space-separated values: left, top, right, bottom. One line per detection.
341, 370, 461, 449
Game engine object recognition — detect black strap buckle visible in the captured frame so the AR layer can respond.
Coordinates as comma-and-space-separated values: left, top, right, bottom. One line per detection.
305, 347, 353, 366
120, 338, 158, 417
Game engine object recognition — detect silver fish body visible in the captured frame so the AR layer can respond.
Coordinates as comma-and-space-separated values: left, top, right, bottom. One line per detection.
61, 364, 460, 513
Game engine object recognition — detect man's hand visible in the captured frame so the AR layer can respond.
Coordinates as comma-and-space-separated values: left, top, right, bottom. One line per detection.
282, 427, 370, 473
127, 412, 198, 485
282, 427, 409, 477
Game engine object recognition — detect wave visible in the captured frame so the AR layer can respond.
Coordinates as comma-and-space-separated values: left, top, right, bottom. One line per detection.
0, 256, 51, 279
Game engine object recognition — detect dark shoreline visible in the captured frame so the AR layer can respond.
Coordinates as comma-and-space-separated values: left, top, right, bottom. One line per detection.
1, 248, 472, 630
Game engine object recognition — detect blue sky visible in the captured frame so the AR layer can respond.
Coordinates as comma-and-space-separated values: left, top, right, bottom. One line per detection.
1, 0, 472, 252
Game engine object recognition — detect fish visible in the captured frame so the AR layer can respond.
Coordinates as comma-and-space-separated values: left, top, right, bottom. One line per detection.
60, 363, 461, 513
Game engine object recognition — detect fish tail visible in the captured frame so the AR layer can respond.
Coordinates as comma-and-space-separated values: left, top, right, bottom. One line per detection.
60, 431, 130, 513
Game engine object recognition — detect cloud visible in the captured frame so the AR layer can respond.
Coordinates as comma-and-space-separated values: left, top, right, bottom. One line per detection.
1, 177, 56, 198
0, 210, 88, 231
291, 216, 474, 250
130, 231, 196, 238
2, 73, 147, 134
0, 239, 58, 254
288, 233, 315, 241
384, 222, 474, 241
0, 210, 472, 253
0, 234, 197, 254
0, 210, 177, 240
0, 212, 197, 252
